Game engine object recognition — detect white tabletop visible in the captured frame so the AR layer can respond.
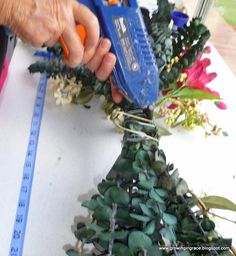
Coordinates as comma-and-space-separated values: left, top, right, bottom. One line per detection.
0, 42, 236, 256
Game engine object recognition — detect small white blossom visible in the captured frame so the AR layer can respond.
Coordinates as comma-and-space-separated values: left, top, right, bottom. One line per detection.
49, 76, 83, 105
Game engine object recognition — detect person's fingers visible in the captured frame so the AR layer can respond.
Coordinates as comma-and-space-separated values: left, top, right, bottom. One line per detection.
43, 21, 61, 47
44, 36, 60, 47
72, 1, 99, 64
86, 38, 111, 72
111, 82, 123, 104
72, 1, 99, 49
95, 52, 116, 81
61, 24, 84, 67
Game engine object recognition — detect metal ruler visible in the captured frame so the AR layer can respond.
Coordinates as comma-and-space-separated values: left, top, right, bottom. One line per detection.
9, 71, 48, 256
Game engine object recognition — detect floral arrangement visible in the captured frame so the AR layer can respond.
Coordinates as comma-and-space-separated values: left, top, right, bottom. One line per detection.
29, 0, 235, 255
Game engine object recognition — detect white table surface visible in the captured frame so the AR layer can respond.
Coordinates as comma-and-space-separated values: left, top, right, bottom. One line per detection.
0, 42, 236, 256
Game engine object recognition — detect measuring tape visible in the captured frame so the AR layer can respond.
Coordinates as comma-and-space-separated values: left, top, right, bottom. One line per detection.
9, 70, 48, 256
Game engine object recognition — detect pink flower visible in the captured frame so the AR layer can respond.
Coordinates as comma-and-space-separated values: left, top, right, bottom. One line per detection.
182, 57, 218, 96
204, 45, 211, 54
214, 101, 227, 110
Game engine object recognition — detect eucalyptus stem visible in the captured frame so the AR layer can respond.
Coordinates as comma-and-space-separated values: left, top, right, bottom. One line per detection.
142, 248, 147, 256
173, 248, 178, 256
181, 195, 206, 235
181, 196, 221, 256
107, 203, 118, 256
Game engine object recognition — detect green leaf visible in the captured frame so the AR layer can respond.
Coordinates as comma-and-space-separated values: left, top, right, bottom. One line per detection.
111, 158, 134, 181
116, 208, 137, 226
147, 245, 162, 256
131, 197, 143, 208
135, 149, 150, 166
177, 231, 208, 243
162, 213, 177, 226
112, 243, 132, 256
93, 239, 108, 252
128, 231, 152, 253
139, 203, 155, 218
66, 249, 79, 256
82, 199, 98, 210
146, 199, 161, 215
151, 161, 167, 174
100, 231, 129, 241
93, 206, 112, 222
159, 176, 174, 191
132, 161, 143, 173
95, 196, 107, 207
160, 227, 176, 244
155, 189, 168, 199
138, 177, 156, 191
201, 196, 236, 211
176, 88, 220, 100
85, 223, 104, 232
75, 227, 95, 241
97, 180, 116, 195
181, 217, 198, 231
137, 189, 148, 195
176, 179, 189, 196
139, 173, 146, 181
130, 213, 152, 222
142, 140, 159, 151
149, 189, 165, 204
104, 186, 129, 206
144, 220, 156, 235
170, 169, 180, 186
76, 88, 94, 105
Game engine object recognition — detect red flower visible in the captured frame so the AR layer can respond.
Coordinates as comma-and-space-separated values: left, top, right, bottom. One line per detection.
168, 103, 179, 109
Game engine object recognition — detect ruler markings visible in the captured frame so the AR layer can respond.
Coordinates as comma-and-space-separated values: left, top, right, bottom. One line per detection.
9, 71, 48, 256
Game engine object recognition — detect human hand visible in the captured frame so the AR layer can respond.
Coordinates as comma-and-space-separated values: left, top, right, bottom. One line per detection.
0, 0, 116, 80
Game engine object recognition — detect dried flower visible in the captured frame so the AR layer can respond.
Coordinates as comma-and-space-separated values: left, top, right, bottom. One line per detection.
50, 76, 82, 105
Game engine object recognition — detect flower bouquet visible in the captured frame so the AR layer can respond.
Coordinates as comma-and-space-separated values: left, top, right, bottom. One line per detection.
29, 0, 235, 255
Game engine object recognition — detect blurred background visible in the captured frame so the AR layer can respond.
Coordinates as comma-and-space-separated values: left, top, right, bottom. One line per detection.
138, 0, 236, 77
183, 0, 236, 76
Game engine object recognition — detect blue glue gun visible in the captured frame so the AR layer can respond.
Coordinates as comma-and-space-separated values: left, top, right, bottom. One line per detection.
60, 0, 159, 108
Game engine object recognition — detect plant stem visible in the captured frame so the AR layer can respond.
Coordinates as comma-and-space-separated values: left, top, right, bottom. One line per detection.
181, 196, 221, 256
208, 211, 236, 224
142, 248, 147, 256
181, 195, 206, 235
173, 248, 178, 256
189, 190, 208, 212
107, 203, 118, 256
230, 246, 236, 256
114, 122, 158, 142
155, 86, 184, 107
117, 111, 154, 124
